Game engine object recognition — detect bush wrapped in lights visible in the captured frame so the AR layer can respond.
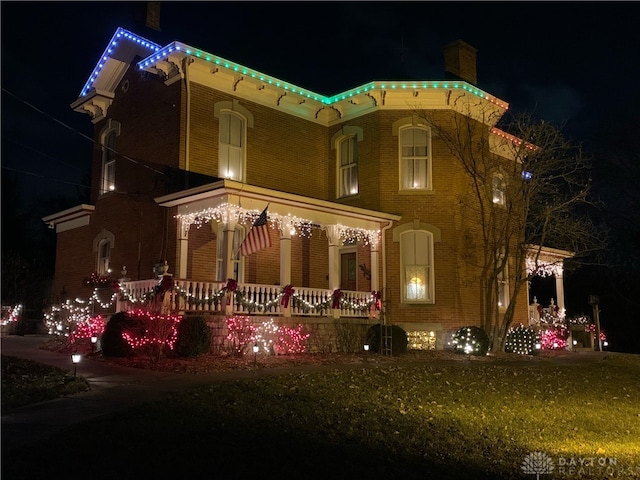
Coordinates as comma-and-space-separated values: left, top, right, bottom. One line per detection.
539, 324, 569, 350
451, 326, 490, 356
505, 324, 540, 355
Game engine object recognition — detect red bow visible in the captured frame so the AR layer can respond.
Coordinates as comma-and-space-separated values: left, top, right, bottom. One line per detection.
281, 284, 295, 308
331, 289, 343, 309
223, 278, 237, 292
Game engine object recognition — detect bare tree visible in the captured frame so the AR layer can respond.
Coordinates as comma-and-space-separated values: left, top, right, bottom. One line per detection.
417, 107, 605, 352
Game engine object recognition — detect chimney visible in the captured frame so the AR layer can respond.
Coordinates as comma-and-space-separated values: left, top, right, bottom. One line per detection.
146, 2, 162, 32
443, 40, 477, 85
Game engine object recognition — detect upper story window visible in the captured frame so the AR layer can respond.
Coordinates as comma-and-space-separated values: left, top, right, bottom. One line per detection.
338, 135, 358, 197
100, 120, 120, 194
492, 173, 506, 206
399, 126, 431, 191
332, 125, 363, 199
218, 111, 245, 182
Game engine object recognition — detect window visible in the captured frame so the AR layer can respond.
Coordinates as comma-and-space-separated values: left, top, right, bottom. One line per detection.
93, 230, 114, 275
219, 111, 245, 181
101, 126, 119, 194
400, 126, 431, 190
492, 174, 506, 206
338, 135, 358, 197
400, 230, 434, 303
216, 223, 245, 282
497, 253, 509, 309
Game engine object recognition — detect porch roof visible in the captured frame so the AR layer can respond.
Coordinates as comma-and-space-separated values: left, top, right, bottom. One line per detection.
155, 179, 401, 236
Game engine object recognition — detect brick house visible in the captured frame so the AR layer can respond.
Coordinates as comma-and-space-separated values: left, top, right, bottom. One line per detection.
43, 28, 569, 350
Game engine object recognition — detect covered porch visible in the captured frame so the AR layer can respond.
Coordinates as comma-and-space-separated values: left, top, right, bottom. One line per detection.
118, 180, 401, 319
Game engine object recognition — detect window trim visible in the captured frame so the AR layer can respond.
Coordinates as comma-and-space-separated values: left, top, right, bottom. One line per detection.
99, 120, 121, 195
393, 222, 441, 305
396, 123, 432, 192
214, 100, 254, 183
332, 126, 363, 199
93, 229, 115, 276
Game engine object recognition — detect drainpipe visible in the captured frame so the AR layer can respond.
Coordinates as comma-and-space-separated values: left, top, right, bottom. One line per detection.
381, 219, 394, 321
183, 57, 193, 173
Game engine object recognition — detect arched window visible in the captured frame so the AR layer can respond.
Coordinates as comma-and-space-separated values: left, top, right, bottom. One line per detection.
218, 111, 246, 181
100, 120, 120, 194
93, 229, 115, 276
338, 135, 358, 197
400, 230, 434, 302
399, 126, 431, 190
492, 173, 506, 206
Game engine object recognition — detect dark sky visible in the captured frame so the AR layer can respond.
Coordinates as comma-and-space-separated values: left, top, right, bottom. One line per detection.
2, 1, 639, 200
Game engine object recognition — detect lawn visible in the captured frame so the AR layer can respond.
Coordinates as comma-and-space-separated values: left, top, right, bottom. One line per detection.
2, 353, 639, 479
1, 355, 90, 412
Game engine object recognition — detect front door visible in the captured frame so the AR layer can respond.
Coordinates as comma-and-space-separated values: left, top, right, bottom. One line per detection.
340, 252, 357, 291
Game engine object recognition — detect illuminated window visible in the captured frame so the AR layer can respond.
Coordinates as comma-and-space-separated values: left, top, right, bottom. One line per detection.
497, 253, 509, 309
400, 126, 431, 190
218, 111, 245, 181
492, 174, 506, 206
93, 229, 114, 276
216, 223, 245, 282
400, 230, 434, 303
100, 120, 120, 194
338, 135, 358, 197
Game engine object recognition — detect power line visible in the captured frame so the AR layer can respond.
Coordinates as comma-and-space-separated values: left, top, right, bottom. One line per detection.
2, 165, 90, 190
2, 87, 166, 177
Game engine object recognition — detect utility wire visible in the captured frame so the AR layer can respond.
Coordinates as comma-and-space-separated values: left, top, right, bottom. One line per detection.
2, 87, 166, 176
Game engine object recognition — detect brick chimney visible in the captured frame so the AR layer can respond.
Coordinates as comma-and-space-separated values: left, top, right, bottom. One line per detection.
443, 40, 477, 85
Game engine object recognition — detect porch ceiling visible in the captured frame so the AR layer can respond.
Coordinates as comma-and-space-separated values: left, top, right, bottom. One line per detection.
155, 180, 400, 233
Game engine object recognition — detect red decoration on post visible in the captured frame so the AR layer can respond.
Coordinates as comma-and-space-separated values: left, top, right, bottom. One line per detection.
372, 290, 381, 310
223, 278, 238, 292
281, 284, 295, 308
331, 289, 343, 309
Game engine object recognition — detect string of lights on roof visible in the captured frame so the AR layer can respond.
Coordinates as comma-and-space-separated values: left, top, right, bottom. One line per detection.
491, 127, 537, 151
134, 39, 508, 109
80, 27, 161, 97
176, 203, 380, 245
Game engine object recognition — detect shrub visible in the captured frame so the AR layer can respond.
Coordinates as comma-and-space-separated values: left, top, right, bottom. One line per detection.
365, 324, 408, 355
451, 326, 490, 356
505, 324, 540, 355
101, 312, 139, 358
175, 316, 211, 357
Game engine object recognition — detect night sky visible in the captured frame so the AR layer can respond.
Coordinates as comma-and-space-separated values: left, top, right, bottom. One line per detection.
2, 1, 640, 350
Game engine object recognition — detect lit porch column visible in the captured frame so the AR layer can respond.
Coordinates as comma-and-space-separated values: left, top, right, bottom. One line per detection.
369, 233, 380, 292
178, 218, 190, 279
279, 220, 292, 287
221, 217, 237, 282
555, 268, 565, 313
325, 225, 342, 292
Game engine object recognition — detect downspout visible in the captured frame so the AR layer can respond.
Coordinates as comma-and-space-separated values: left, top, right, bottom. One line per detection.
183, 57, 193, 173
381, 219, 394, 322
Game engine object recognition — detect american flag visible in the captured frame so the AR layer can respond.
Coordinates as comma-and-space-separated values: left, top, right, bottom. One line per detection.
240, 206, 272, 256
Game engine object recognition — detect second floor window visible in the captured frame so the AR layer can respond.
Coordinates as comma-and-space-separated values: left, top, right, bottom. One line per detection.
493, 174, 506, 206
400, 126, 431, 190
219, 112, 245, 181
101, 130, 117, 193
338, 135, 358, 197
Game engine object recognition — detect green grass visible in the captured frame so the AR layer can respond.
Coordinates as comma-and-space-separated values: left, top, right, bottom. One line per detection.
1, 355, 90, 412
2, 354, 640, 479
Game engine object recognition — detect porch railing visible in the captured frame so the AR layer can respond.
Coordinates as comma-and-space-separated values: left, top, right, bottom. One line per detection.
118, 278, 376, 318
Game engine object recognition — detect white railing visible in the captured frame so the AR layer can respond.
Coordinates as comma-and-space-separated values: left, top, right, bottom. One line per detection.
118, 278, 375, 318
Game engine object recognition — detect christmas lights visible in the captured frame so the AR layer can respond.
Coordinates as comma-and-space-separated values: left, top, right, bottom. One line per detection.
505, 324, 540, 355
407, 331, 437, 350
1, 304, 22, 326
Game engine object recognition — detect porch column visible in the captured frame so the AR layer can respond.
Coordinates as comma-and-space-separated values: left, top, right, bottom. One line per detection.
555, 270, 565, 313
178, 218, 190, 279
325, 225, 342, 291
369, 233, 380, 292
279, 222, 292, 286
222, 217, 237, 281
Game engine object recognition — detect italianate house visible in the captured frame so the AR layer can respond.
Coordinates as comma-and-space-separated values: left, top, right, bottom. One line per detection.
43, 27, 570, 350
